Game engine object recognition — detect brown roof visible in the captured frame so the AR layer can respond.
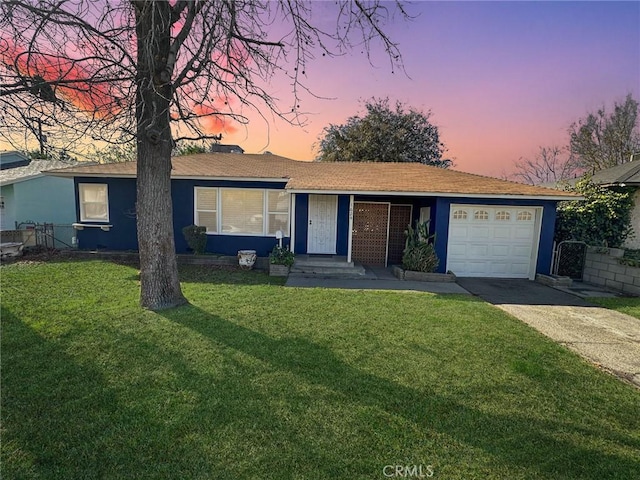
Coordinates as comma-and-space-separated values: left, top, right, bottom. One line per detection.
46, 153, 578, 199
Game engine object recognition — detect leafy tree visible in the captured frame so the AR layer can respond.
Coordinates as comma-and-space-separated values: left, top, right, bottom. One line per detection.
316, 97, 451, 168
173, 141, 208, 156
92, 143, 137, 164
555, 178, 634, 248
512, 146, 579, 185
569, 94, 640, 171
0, 1, 408, 309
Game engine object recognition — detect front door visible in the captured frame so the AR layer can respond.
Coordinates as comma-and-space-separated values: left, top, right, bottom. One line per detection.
307, 194, 337, 254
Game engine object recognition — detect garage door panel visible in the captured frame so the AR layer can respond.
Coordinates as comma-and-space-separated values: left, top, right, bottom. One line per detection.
450, 225, 469, 238
491, 244, 511, 257
512, 245, 533, 257
489, 262, 509, 274
448, 243, 467, 256
493, 226, 512, 239
447, 205, 538, 279
515, 226, 534, 239
467, 261, 489, 274
469, 244, 489, 256
470, 226, 490, 238
510, 262, 531, 275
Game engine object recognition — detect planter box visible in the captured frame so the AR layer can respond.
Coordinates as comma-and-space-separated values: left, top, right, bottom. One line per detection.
392, 266, 456, 282
269, 264, 290, 277
536, 274, 572, 287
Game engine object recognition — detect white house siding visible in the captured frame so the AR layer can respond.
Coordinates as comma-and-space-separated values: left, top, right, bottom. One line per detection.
623, 190, 640, 250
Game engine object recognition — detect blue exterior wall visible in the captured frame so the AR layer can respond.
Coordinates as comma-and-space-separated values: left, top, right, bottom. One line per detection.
71, 176, 559, 274
294, 194, 309, 254
172, 179, 289, 256
74, 177, 138, 251
1, 176, 76, 231
432, 197, 558, 275
0, 184, 15, 230
74, 177, 290, 256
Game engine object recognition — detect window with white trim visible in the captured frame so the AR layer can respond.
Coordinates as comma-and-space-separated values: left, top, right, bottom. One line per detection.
267, 190, 289, 235
79, 183, 109, 222
195, 187, 218, 233
194, 187, 290, 236
221, 189, 264, 234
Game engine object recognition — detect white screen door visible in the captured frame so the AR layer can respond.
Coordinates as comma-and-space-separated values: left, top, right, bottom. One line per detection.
307, 195, 337, 254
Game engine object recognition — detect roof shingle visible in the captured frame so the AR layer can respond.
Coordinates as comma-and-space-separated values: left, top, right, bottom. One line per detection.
46, 153, 578, 199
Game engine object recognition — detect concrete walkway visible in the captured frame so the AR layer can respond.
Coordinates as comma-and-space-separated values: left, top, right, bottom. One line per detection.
457, 278, 640, 388
285, 266, 468, 294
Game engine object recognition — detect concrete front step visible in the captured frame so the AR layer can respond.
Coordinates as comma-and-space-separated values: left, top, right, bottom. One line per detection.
291, 255, 367, 278
293, 255, 354, 269
288, 269, 368, 279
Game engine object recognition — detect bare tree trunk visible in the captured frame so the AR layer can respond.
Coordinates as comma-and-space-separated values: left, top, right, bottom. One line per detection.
134, 1, 186, 310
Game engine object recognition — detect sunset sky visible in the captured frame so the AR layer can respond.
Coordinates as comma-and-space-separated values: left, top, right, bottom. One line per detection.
224, 1, 640, 177
2, 1, 638, 178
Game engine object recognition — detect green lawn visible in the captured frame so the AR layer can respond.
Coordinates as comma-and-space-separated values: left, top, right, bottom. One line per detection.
590, 297, 640, 319
2, 259, 639, 479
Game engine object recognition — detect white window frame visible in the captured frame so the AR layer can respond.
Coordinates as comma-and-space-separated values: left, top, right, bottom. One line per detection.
79, 183, 109, 222
194, 187, 218, 233
193, 187, 290, 237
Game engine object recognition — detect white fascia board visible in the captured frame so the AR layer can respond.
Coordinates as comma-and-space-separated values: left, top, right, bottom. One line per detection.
285, 188, 582, 202
172, 176, 289, 183
45, 171, 289, 183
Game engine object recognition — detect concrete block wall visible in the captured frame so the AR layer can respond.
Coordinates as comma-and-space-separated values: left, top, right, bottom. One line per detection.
583, 247, 640, 296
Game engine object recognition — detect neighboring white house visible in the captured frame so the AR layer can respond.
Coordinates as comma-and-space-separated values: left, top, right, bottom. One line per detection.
0, 151, 81, 243
564, 157, 640, 249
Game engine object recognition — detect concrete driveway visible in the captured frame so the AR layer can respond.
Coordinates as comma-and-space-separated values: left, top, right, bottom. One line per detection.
457, 278, 640, 388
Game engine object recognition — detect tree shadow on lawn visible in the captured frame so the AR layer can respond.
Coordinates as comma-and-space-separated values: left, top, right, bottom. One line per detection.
160, 304, 640, 479
1, 308, 239, 480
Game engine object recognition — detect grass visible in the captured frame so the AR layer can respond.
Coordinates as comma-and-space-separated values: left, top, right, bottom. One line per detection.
2, 259, 639, 479
590, 296, 640, 319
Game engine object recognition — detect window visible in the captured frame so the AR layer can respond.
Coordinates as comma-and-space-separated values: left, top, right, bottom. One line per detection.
474, 210, 489, 220
79, 183, 108, 222
194, 187, 290, 236
267, 190, 289, 235
452, 209, 467, 220
517, 211, 533, 221
495, 211, 510, 221
221, 189, 264, 234
195, 187, 218, 232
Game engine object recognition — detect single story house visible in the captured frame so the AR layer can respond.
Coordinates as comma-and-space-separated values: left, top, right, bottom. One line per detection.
47, 153, 577, 279
0, 151, 80, 234
558, 156, 640, 249
582, 159, 640, 249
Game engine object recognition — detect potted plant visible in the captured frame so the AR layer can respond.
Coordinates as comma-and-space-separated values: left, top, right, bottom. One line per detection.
269, 245, 295, 276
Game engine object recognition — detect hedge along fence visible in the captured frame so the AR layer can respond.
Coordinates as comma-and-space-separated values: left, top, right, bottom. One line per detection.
583, 247, 640, 296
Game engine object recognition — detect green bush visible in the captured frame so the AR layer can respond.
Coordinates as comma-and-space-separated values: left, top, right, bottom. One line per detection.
402, 221, 439, 272
270, 245, 295, 266
182, 225, 207, 255
555, 178, 634, 248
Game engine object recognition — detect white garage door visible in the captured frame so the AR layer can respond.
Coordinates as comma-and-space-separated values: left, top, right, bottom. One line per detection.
446, 205, 541, 279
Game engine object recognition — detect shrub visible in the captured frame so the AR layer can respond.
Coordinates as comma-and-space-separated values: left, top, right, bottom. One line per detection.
555, 178, 634, 248
270, 245, 295, 266
402, 221, 439, 272
182, 225, 207, 255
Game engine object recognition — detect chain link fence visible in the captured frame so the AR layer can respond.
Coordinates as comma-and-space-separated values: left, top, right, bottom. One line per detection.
553, 240, 587, 280
1, 222, 76, 250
